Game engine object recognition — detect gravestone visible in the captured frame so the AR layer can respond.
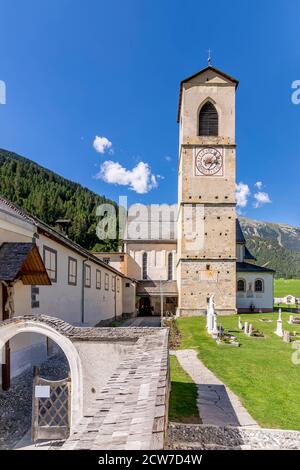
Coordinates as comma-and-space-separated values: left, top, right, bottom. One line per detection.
283, 331, 290, 343
244, 321, 248, 335
288, 315, 294, 324
248, 324, 253, 337
275, 309, 283, 337
238, 316, 243, 330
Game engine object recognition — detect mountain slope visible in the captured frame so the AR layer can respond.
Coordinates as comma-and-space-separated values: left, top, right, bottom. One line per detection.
240, 217, 300, 278
0, 148, 118, 251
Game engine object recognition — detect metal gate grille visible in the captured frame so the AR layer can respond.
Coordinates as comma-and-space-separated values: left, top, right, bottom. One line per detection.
32, 366, 71, 441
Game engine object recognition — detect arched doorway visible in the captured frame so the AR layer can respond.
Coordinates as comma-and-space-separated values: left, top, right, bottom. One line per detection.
0, 317, 83, 448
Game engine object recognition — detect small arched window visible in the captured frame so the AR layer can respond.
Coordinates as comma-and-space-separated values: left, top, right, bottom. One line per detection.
255, 279, 264, 292
199, 101, 218, 136
237, 279, 246, 292
142, 252, 148, 280
168, 253, 173, 281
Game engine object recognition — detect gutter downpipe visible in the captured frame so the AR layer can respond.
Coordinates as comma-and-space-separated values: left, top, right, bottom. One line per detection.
81, 258, 88, 324
115, 277, 117, 321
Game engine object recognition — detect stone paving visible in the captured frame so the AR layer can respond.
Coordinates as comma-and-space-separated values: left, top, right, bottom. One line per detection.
0, 315, 170, 451
174, 349, 258, 428
62, 328, 169, 450
121, 316, 161, 327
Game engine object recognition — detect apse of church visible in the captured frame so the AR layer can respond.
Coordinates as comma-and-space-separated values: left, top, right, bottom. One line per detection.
177, 66, 238, 315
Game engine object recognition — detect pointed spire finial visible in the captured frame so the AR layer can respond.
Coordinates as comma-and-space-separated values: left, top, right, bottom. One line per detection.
208, 48, 212, 66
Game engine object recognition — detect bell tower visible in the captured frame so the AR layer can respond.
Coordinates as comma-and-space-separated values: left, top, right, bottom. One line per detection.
177, 65, 238, 315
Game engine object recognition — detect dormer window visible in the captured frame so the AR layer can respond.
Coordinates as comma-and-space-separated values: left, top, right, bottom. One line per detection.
199, 101, 218, 136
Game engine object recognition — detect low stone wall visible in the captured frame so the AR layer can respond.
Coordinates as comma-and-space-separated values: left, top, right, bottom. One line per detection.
0, 315, 170, 450
167, 423, 300, 450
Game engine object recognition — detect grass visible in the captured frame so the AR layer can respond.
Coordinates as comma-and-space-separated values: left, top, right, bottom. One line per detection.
169, 355, 201, 423
274, 278, 300, 298
177, 312, 300, 430
275, 303, 297, 310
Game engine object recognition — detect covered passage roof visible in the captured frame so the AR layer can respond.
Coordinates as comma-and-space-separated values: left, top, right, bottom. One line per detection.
0, 242, 51, 285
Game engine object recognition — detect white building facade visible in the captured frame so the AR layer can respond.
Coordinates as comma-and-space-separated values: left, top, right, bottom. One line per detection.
0, 197, 136, 384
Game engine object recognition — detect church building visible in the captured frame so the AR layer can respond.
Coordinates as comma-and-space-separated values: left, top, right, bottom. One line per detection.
98, 64, 274, 315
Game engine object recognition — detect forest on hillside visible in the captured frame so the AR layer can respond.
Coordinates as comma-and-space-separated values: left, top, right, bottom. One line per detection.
0, 149, 119, 251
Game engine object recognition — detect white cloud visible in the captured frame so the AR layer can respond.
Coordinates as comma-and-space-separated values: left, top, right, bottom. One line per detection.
165, 155, 172, 162
93, 136, 113, 154
96, 161, 158, 194
236, 182, 250, 208
255, 181, 263, 190
253, 191, 271, 208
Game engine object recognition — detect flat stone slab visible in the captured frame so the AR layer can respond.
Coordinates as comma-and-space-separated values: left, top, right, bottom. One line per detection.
62, 328, 169, 450
174, 349, 258, 428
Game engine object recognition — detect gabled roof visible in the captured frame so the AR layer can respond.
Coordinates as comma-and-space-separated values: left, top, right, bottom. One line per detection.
0, 242, 51, 285
177, 65, 239, 122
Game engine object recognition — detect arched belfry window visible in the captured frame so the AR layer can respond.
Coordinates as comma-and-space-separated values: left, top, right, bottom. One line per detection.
198, 101, 218, 136
142, 252, 148, 280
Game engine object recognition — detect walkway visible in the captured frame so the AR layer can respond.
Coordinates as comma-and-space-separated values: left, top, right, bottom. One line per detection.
174, 349, 258, 428
121, 316, 161, 327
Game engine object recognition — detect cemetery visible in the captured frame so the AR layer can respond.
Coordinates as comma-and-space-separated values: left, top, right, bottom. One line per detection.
175, 310, 300, 430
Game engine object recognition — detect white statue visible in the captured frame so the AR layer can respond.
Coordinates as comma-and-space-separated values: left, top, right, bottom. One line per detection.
206, 294, 216, 335
4, 283, 15, 318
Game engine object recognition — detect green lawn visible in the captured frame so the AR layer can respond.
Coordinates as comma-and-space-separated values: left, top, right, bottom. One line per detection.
177, 312, 300, 430
274, 278, 300, 298
169, 355, 201, 423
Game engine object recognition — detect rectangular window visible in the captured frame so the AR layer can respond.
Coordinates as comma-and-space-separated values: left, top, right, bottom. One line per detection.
84, 264, 91, 288
112, 275, 116, 292
117, 278, 120, 293
96, 269, 101, 289
43, 246, 57, 282
105, 273, 109, 290
68, 257, 77, 285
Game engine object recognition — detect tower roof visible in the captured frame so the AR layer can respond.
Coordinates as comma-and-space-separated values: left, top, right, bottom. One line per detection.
177, 65, 239, 122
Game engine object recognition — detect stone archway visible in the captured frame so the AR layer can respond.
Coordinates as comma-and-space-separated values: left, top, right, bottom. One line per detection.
0, 317, 83, 428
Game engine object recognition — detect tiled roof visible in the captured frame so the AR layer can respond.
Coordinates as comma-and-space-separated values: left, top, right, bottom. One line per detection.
236, 262, 275, 273
0, 242, 50, 285
137, 280, 178, 296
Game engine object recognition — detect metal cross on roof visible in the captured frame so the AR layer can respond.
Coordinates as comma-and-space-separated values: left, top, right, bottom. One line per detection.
208, 48, 212, 66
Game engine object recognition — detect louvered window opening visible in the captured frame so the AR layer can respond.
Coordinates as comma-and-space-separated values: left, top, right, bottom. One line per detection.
199, 102, 218, 136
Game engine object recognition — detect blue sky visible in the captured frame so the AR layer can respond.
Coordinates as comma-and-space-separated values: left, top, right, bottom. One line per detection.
0, 0, 299, 225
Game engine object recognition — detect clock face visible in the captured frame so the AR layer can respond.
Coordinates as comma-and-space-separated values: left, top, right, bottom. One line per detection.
195, 147, 223, 176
